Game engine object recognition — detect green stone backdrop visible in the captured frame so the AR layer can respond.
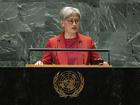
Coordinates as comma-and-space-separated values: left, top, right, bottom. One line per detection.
0, 0, 140, 66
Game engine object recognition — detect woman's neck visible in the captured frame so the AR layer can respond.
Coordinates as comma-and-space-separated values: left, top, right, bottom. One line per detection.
64, 32, 77, 39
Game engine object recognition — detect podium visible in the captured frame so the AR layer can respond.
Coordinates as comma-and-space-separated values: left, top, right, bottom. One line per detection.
25, 64, 112, 105
0, 65, 139, 105
26, 64, 112, 68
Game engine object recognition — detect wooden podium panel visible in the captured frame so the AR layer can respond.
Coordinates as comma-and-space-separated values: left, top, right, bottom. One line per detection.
25, 64, 112, 68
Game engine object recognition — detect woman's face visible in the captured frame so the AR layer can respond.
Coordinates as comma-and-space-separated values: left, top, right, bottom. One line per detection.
61, 15, 80, 34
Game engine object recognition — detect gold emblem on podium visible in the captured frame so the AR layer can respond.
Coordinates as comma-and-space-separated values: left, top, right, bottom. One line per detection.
53, 71, 84, 98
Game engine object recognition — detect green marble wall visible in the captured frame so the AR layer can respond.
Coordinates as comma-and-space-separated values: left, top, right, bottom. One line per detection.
0, 0, 140, 66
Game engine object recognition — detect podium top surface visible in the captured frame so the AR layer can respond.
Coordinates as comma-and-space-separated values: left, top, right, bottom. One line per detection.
26, 64, 112, 68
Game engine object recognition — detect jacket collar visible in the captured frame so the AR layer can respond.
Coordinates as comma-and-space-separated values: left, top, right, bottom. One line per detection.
57, 32, 83, 46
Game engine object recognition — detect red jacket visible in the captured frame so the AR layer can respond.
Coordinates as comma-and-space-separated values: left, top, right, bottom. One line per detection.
41, 32, 101, 65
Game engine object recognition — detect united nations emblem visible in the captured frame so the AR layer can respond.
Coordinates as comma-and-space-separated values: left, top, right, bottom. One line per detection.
53, 71, 84, 98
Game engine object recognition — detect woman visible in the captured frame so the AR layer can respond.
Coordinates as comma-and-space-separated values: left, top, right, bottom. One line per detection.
35, 6, 104, 65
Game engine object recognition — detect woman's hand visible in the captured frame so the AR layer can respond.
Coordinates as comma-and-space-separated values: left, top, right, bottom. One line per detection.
35, 60, 43, 65
103, 61, 109, 65
99, 61, 110, 66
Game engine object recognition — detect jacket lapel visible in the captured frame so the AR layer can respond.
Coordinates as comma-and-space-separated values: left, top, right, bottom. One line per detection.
77, 33, 88, 64
56, 33, 68, 64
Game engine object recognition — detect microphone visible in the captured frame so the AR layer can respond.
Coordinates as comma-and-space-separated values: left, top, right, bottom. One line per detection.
79, 40, 82, 45
79, 40, 82, 49
53, 39, 60, 64
78, 40, 85, 64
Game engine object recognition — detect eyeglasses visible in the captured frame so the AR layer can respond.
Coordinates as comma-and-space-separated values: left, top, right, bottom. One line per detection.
66, 19, 80, 25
